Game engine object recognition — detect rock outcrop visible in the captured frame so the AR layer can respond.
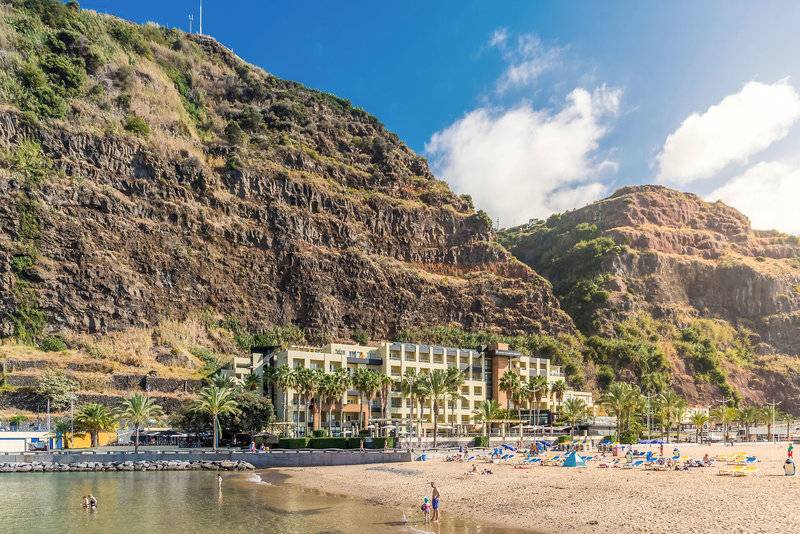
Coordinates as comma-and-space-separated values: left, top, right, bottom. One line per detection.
0, 2, 573, 346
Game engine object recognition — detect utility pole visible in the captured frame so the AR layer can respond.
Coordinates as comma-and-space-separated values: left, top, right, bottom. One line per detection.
766, 399, 781, 442
189, 14, 193, 34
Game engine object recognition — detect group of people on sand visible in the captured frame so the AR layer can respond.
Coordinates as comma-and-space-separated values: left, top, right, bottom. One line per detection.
82, 494, 97, 510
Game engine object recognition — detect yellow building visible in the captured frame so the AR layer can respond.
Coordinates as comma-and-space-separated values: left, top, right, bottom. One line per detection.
233, 340, 593, 436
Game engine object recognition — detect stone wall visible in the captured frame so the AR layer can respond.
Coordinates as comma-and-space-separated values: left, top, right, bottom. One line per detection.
0, 449, 411, 469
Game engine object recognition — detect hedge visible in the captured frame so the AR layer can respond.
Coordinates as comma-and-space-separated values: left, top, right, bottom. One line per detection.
277, 438, 309, 449
473, 436, 489, 447
308, 437, 349, 449
275, 437, 396, 449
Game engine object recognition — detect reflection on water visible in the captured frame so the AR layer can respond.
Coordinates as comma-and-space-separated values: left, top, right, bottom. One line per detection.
0, 471, 528, 533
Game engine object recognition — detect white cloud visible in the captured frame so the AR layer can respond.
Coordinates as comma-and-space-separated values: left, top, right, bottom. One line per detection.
656, 80, 800, 184
708, 161, 800, 234
489, 30, 563, 93
488, 28, 508, 48
426, 86, 621, 225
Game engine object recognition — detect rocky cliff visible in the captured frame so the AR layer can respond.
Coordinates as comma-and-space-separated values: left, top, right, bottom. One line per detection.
500, 185, 800, 406
0, 0, 573, 349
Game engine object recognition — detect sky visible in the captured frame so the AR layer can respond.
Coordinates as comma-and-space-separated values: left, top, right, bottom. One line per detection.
80, 1, 800, 233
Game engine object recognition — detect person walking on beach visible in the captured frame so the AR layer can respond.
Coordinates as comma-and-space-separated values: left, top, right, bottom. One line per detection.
430, 481, 440, 523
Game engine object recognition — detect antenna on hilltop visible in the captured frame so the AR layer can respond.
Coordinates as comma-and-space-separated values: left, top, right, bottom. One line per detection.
199, 0, 203, 35
188, 14, 193, 34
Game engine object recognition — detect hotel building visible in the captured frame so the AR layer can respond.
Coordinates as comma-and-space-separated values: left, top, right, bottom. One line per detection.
229, 341, 593, 434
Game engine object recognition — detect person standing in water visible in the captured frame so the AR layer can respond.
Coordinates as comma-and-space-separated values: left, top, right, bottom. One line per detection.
430, 481, 440, 523
217, 473, 223, 487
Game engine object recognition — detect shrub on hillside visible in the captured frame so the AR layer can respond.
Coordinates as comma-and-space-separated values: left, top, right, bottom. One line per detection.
39, 335, 68, 352
124, 114, 150, 137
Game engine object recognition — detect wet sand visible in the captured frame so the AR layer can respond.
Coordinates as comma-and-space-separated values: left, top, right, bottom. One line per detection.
279, 443, 799, 533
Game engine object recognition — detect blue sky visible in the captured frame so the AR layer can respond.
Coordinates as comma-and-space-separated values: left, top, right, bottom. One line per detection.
81, 1, 800, 232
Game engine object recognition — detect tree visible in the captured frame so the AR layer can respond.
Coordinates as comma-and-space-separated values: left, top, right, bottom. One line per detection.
414, 378, 431, 445
273, 365, 296, 423
445, 367, 465, 427
738, 406, 762, 442
332, 369, 351, 435
261, 366, 277, 399
473, 399, 503, 437
219, 391, 274, 437
35, 369, 79, 411
74, 403, 116, 447
691, 412, 709, 444
9, 414, 27, 431
53, 418, 72, 448
550, 380, 568, 412
601, 382, 641, 440
242, 372, 262, 392
561, 398, 588, 436
192, 386, 240, 451
423, 369, 449, 448
710, 405, 739, 443
656, 390, 687, 443
352, 369, 379, 432
498, 371, 520, 415
118, 393, 163, 453
400, 369, 418, 444
377, 372, 394, 424
526, 376, 548, 433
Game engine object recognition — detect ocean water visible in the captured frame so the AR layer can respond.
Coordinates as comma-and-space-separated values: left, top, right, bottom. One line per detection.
0, 470, 526, 533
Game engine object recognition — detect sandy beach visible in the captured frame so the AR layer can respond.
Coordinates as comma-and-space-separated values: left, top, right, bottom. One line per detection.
278, 443, 799, 533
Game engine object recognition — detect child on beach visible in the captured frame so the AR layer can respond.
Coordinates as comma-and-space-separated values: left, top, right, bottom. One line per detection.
421, 497, 431, 522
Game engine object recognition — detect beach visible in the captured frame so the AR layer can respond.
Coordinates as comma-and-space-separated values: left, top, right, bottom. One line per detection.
279, 443, 799, 533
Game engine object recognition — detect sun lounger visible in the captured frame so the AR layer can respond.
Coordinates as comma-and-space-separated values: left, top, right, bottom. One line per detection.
623, 460, 644, 469
732, 465, 758, 477
542, 455, 562, 466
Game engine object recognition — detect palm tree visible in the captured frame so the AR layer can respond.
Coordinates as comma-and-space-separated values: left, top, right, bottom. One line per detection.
423, 369, 450, 448
53, 419, 72, 449
550, 380, 567, 413
118, 393, 163, 453
273, 365, 296, 424
526, 376, 548, 434
414, 378, 431, 445
739, 406, 761, 442
445, 367, 465, 428
656, 390, 687, 443
779, 410, 794, 441
74, 403, 116, 448
353, 369, 381, 432
332, 368, 351, 435
561, 398, 588, 436
473, 399, 502, 437
243, 372, 262, 392
261, 365, 277, 398
691, 412, 709, 444
377, 372, 394, 425
498, 371, 520, 414
400, 369, 418, 444
192, 386, 240, 451
601, 382, 641, 439
294, 367, 319, 437
710, 405, 739, 443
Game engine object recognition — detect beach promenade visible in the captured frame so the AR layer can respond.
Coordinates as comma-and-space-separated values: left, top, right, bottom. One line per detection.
280, 443, 798, 533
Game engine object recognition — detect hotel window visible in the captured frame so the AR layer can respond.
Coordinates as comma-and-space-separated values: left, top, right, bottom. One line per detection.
474, 386, 482, 396
461, 386, 470, 395
292, 359, 305, 368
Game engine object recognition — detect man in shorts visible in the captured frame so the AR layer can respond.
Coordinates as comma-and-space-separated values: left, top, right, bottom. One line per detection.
430, 481, 440, 522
